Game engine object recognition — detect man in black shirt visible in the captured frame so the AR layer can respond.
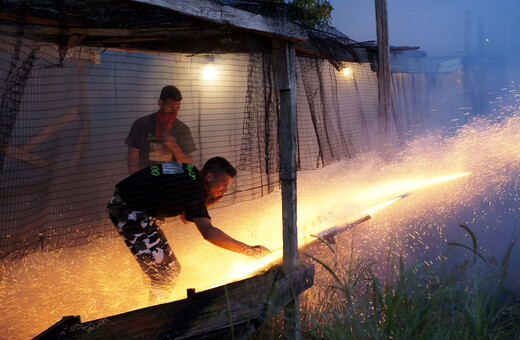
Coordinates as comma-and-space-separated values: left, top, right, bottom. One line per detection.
108, 157, 269, 301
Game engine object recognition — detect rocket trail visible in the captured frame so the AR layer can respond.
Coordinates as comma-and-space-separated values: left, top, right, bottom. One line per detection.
310, 172, 471, 245
308, 192, 412, 247
209, 172, 471, 288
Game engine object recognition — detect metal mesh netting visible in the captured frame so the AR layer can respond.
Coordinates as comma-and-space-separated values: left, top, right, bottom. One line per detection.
0, 33, 429, 258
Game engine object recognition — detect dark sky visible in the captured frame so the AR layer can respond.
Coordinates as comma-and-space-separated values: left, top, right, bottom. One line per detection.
328, 0, 519, 57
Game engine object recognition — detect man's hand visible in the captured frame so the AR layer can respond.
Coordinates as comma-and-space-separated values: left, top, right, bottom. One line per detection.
162, 133, 193, 164
163, 134, 180, 151
244, 245, 270, 258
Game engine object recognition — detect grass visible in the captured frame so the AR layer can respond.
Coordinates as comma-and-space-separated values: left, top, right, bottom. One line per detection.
254, 225, 520, 339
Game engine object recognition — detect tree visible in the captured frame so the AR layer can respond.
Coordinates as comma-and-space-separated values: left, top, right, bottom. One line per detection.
273, 0, 334, 28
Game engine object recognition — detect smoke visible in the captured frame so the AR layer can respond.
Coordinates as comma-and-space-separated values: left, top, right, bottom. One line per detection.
308, 88, 520, 292
2, 87, 520, 340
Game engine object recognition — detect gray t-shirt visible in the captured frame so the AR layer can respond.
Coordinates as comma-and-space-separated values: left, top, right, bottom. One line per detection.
125, 112, 197, 170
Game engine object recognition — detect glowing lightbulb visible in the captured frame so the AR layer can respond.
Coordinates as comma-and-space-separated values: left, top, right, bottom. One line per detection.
202, 64, 217, 80
342, 67, 351, 76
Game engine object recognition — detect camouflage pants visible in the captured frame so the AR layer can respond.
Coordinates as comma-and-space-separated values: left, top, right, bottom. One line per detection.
107, 190, 180, 289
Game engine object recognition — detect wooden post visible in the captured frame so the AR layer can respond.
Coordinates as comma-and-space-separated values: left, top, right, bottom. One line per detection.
272, 38, 299, 340
464, 10, 471, 54
477, 16, 484, 55
375, 0, 391, 155
463, 10, 473, 119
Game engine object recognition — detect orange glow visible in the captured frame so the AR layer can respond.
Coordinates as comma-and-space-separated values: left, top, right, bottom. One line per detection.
366, 196, 404, 215
366, 173, 470, 214
5, 83, 520, 340
0, 168, 475, 339
213, 172, 471, 285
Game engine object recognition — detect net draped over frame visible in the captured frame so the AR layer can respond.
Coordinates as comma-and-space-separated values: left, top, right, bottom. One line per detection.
0, 34, 429, 258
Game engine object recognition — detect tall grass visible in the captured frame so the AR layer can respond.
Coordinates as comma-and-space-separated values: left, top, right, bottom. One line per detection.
290, 225, 520, 340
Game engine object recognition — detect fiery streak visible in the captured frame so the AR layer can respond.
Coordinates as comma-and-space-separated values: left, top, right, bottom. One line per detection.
366, 196, 406, 215
0, 169, 475, 339
366, 173, 471, 215
219, 172, 471, 285
418, 172, 471, 186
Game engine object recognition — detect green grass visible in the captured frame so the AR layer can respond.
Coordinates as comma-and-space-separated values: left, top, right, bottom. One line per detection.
255, 225, 520, 339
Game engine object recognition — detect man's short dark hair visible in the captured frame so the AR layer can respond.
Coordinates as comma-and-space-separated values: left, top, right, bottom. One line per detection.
202, 157, 237, 178
160, 85, 182, 101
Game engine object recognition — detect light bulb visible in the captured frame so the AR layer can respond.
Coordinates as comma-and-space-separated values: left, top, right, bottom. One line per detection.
203, 64, 217, 80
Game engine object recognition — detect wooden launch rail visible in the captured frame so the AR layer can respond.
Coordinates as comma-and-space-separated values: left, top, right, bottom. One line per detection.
35, 263, 314, 340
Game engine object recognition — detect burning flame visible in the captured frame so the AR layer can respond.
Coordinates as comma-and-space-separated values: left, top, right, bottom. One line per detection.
366, 195, 406, 215
416, 172, 471, 187
218, 172, 472, 285
366, 172, 471, 215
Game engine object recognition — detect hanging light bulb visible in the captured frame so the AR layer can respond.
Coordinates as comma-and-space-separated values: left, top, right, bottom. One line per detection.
202, 64, 217, 80
342, 67, 351, 76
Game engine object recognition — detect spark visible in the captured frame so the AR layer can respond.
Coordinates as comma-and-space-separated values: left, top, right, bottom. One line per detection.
6, 79, 520, 339
217, 172, 471, 285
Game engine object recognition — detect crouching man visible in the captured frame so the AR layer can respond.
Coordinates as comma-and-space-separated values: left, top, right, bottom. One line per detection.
108, 157, 270, 302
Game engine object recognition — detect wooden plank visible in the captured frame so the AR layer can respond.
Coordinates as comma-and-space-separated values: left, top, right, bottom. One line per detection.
127, 0, 307, 42
2, 144, 54, 170
0, 23, 220, 39
22, 107, 77, 151
36, 264, 314, 339
2, 107, 77, 170
0, 11, 83, 27
0, 1, 306, 42
33, 316, 81, 340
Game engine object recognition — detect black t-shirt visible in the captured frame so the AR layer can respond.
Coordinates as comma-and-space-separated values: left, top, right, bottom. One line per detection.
115, 162, 210, 221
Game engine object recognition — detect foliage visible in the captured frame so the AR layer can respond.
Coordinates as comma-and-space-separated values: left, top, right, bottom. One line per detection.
282, 225, 520, 339
272, 0, 334, 28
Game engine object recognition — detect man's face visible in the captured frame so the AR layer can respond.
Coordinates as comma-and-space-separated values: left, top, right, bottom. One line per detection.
205, 173, 233, 199
158, 99, 181, 115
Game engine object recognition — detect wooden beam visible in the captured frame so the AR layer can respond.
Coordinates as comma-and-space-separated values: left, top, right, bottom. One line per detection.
0, 11, 83, 27
464, 10, 471, 54
0, 23, 221, 39
375, 0, 391, 153
2, 107, 78, 170
272, 38, 299, 340
273, 41, 298, 276
126, 0, 308, 43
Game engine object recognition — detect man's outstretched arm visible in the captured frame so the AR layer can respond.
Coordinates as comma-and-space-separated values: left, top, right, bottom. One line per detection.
193, 217, 269, 258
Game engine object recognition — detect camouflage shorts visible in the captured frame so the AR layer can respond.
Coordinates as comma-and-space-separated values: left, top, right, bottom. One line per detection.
107, 190, 180, 287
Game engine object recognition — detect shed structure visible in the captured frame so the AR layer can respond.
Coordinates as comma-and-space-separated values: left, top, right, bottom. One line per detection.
0, 1, 463, 338
0, 0, 432, 260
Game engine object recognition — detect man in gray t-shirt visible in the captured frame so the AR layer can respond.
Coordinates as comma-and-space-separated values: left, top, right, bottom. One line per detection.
125, 85, 196, 174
